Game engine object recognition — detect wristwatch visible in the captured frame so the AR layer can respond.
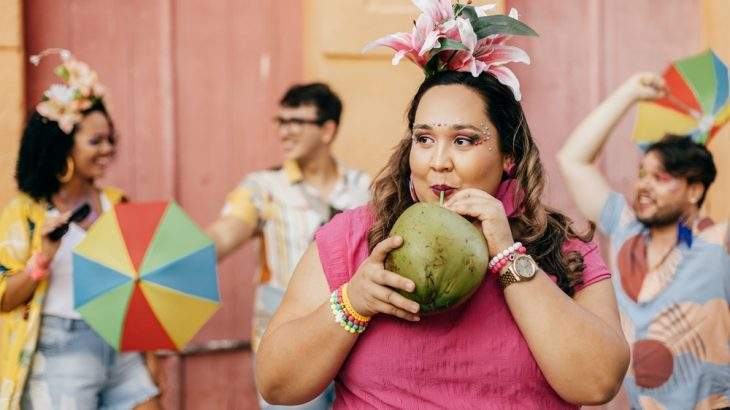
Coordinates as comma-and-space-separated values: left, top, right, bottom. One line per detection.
497, 254, 538, 290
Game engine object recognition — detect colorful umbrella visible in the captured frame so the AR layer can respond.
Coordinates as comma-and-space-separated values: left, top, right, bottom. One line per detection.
632, 49, 730, 147
72, 201, 220, 351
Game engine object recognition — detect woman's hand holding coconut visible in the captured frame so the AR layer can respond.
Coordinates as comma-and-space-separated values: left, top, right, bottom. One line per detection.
346, 236, 421, 322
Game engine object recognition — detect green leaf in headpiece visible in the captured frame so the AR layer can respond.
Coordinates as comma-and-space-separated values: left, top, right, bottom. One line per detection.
473, 15, 538, 39
457, 5, 479, 23
437, 39, 469, 52
423, 54, 442, 78
54, 65, 70, 81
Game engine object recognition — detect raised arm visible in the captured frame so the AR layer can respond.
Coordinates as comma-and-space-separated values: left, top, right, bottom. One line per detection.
206, 215, 257, 259
557, 73, 666, 221
206, 184, 261, 260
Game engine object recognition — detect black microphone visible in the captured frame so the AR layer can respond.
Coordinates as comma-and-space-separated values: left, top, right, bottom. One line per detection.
47, 203, 91, 242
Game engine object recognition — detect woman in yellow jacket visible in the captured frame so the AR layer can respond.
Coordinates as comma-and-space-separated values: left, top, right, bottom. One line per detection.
0, 50, 159, 410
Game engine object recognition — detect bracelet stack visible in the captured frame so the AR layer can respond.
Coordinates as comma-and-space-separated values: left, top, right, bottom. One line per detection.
29, 252, 50, 282
488, 242, 527, 275
330, 283, 370, 334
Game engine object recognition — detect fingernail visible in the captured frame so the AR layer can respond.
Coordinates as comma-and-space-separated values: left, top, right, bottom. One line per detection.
411, 305, 419, 313
412, 316, 420, 322
407, 282, 415, 291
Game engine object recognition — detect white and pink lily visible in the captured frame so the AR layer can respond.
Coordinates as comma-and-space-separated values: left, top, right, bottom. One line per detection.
363, 12, 443, 67
412, 0, 454, 25
441, 8, 530, 100
30, 48, 107, 133
363, 1, 532, 101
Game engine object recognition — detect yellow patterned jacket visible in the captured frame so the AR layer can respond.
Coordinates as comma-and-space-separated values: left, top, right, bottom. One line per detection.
0, 187, 125, 410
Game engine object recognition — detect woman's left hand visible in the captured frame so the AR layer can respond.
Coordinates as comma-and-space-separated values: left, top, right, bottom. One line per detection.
443, 188, 515, 257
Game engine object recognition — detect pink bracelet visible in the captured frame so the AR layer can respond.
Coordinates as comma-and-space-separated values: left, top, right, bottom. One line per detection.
29, 252, 50, 282
489, 243, 527, 275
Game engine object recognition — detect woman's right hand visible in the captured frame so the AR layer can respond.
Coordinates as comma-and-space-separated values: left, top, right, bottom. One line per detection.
621, 72, 667, 102
346, 236, 421, 322
39, 212, 71, 261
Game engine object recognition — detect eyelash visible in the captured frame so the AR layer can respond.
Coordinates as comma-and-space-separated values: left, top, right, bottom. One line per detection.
89, 135, 115, 146
413, 134, 481, 146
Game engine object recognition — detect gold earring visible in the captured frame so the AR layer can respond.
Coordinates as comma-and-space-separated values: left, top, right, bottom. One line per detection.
58, 157, 74, 183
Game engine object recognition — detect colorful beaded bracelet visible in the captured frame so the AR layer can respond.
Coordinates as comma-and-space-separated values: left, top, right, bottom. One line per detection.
330, 285, 370, 334
488, 242, 527, 275
341, 283, 371, 323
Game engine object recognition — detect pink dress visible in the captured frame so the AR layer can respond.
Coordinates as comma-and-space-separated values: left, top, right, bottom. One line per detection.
315, 206, 611, 409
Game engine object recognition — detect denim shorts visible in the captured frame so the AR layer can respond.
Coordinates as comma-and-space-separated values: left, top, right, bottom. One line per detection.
21, 315, 159, 410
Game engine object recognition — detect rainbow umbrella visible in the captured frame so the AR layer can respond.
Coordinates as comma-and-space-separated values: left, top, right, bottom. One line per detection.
633, 49, 730, 147
72, 201, 220, 351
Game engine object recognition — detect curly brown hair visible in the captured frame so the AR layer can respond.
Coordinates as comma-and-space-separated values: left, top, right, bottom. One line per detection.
368, 71, 593, 296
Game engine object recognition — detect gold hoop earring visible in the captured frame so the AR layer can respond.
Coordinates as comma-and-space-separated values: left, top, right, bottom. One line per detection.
58, 157, 74, 183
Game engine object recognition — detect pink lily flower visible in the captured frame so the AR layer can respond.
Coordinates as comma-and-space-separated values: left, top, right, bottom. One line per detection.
412, 0, 454, 25
363, 12, 442, 67
442, 9, 530, 100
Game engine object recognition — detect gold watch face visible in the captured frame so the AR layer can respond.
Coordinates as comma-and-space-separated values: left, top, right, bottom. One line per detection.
513, 255, 536, 279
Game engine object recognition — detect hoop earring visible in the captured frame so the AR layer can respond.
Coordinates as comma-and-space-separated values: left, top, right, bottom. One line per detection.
409, 176, 419, 202
58, 157, 74, 183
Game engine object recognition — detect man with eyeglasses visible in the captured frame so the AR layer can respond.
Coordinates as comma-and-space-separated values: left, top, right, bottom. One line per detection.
206, 82, 369, 410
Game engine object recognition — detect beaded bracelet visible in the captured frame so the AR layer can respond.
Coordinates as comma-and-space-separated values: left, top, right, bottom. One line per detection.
341, 283, 371, 323
29, 252, 50, 282
488, 242, 527, 275
330, 285, 370, 334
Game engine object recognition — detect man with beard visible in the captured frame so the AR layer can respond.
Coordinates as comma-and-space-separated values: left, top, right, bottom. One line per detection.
557, 72, 729, 409
206, 83, 370, 409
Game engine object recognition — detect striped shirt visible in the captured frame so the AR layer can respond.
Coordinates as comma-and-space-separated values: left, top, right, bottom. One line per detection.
222, 160, 370, 349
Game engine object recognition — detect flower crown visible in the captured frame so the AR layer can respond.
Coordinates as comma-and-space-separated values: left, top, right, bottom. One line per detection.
363, 0, 537, 101
30, 48, 106, 134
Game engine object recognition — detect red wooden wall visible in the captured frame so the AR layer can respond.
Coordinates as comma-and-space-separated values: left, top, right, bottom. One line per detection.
25, 1, 302, 408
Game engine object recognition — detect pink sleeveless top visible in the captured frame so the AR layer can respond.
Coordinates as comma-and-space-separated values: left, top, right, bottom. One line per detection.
315, 206, 611, 409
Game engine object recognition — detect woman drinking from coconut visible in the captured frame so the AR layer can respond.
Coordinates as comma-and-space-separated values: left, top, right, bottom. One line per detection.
255, 2, 629, 408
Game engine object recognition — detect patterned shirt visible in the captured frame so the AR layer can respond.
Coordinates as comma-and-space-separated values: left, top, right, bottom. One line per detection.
221, 160, 370, 350
0, 187, 125, 410
600, 191, 730, 410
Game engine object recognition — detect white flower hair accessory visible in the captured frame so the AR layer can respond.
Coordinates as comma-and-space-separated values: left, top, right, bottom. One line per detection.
30, 48, 106, 134
363, 1, 537, 101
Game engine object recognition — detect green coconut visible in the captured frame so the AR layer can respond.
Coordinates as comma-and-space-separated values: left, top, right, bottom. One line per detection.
384, 202, 489, 314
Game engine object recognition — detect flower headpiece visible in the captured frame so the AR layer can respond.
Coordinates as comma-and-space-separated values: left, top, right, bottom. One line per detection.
30, 48, 106, 134
363, 1, 537, 101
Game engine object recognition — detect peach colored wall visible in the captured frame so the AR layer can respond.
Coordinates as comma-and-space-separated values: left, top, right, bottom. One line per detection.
701, 0, 730, 221
0, 0, 23, 207
24, 1, 302, 408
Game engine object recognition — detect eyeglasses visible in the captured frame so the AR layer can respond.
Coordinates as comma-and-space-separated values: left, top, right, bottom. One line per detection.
273, 116, 325, 130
